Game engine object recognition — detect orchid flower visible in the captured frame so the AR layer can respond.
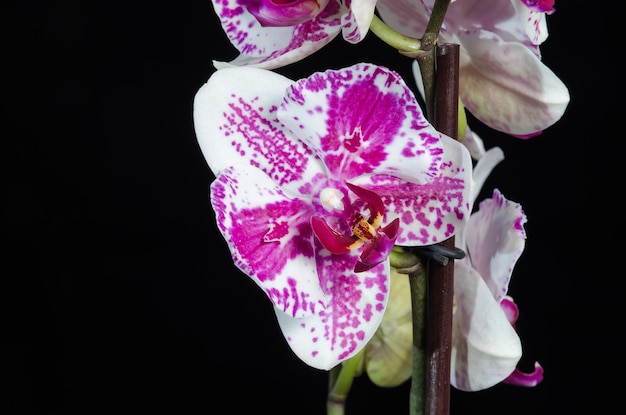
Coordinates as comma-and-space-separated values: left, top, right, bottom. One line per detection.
193, 63, 472, 370
210, 0, 377, 69
377, 0, 570, 137
356, 147, 542, 390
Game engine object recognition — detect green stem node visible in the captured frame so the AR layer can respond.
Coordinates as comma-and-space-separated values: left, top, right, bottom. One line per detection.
327, 350, 364, 415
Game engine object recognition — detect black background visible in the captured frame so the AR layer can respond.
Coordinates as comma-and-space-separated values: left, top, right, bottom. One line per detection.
3, 1, 613, 414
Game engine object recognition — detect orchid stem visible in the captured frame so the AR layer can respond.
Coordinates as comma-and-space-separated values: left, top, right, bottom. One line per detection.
327, 350, 364, 415
422, 43, 461, 415
415, 2, 456, 414
408, 261, 427, 415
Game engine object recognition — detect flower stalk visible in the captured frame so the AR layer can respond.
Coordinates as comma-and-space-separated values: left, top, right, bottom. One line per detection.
423, 42, 460, 415
408, 259, 428, 415
416, 0, 452, 122
370, 2, 457, 414
368, 15, 421, 54
327, 350, 364, 415
390, 248, 427, 414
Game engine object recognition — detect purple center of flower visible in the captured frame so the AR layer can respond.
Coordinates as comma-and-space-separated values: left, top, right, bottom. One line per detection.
311, 182, 400, 273
247, 0, 330, 27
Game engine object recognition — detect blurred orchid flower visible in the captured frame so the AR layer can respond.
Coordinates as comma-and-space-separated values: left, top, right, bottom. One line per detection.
452, 146, 543, 390
193, 63, 472, 369
452, 184, 543, 390
377, 0, 570, 137
210, 0, 377, 69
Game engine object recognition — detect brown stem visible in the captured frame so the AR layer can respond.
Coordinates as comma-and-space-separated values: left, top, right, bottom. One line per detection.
425, 43, 460, 415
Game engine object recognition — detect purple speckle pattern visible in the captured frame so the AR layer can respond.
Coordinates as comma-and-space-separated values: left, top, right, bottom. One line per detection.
367, 163, 469, 245
220, 94, 312, 186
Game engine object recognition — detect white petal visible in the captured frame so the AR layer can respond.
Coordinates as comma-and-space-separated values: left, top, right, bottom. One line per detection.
459, 125, 486, 161
458, 30, 570, 135
464, 189, 526, 302
451, 261, 522, 391
470, 146, 504, 205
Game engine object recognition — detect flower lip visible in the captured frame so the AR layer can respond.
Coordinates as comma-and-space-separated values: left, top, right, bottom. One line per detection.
247, 0, 330, 27
311, 182, 400, 272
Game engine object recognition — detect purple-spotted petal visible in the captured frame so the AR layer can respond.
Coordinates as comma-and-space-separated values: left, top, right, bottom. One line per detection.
358, 134, 472, 246
280, 63, 445, 185
194, 67, 326, 196
274, 247, 390, 369
341, 0, 377, 43
211, 166, 325, 318
511, 0, 552, 44
211, 0, 343, 69
451, 261, 522, 391
463, 189, 526, 303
